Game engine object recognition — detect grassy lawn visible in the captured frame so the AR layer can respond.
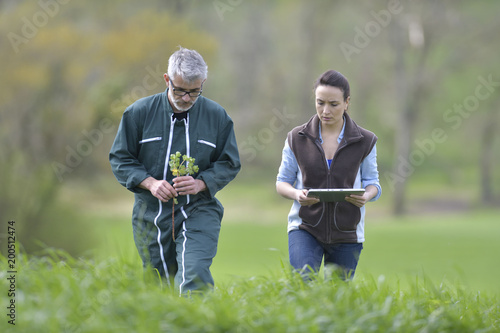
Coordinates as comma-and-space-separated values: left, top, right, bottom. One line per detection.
213, 209, 500, 295
358, 208, 500, 295
2, 250, 498, 332
71, 177, 500, 296
3, 178, 499, 332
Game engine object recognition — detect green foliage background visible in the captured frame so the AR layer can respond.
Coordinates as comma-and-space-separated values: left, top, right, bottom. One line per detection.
2, 0, 500, 253
1, 3, 500, 328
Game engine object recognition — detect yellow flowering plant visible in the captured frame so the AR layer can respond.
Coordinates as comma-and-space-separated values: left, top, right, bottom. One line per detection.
168, 151, 199, 240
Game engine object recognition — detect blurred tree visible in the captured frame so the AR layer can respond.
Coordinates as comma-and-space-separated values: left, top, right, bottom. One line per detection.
1, 0, 499, 255
480, 103, 499, 204
184, 0, 500, 207
388, 6, 433, 215
0, 0, 217, 255
471, 11, 500, 205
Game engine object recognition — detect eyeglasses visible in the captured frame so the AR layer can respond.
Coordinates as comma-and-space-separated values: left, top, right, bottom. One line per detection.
170, 80, 203, 98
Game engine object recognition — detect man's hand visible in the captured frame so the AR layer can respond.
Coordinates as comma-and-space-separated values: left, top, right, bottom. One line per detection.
173, 176, 206, 196
139, 177, 177, 202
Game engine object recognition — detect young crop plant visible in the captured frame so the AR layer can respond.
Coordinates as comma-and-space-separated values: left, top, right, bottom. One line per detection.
168, 151, 199, 240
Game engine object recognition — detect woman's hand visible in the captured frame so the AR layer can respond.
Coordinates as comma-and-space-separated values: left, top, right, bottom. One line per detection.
276, 182, 319, 206
296, 189, 320, 206
345, 193, 369, 208
345, 185, 378, 208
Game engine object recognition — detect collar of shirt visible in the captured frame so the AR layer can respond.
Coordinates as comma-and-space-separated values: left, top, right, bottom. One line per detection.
172, 111, 189, 121
318, 115, 346, 144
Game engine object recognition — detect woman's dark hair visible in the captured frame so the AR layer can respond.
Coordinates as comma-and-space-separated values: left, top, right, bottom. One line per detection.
314, 70, 350, 102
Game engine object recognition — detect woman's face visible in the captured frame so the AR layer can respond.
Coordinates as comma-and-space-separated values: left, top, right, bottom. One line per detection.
315, 85, 349, 127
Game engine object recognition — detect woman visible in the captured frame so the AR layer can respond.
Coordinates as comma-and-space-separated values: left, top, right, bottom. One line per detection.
276, 70, 381, 280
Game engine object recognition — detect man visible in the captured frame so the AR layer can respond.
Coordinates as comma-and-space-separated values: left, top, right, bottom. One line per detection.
109, 47, 241, 294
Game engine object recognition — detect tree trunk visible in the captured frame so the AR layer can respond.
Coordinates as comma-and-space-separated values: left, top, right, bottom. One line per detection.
389, 13, 431, 215
480, 105, 499, 205
390, 16, 411, 215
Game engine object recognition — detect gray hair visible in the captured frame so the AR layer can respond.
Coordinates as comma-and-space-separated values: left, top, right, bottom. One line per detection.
167, 47, 208, 84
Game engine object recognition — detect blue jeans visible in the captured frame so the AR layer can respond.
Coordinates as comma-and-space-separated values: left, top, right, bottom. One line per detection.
288, 229, 363, 280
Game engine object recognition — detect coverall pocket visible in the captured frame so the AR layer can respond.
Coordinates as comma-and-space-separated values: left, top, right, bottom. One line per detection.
193, 136, 217, 168
138, 136, 163, 176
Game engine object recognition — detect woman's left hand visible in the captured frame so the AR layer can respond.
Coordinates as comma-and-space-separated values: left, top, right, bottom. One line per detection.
345, 193, 370, 208
345, 185, 379, 207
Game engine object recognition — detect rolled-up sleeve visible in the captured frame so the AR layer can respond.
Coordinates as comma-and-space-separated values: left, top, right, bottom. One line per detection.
276, 139, 299, 186
360, 144, 382, 202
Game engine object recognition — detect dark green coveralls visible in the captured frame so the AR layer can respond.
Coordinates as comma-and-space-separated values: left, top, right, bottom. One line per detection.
109, 88, 240, 293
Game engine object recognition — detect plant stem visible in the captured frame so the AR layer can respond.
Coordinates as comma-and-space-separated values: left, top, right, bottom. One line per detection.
172, 171, 179, 241
172, 199, 175, 241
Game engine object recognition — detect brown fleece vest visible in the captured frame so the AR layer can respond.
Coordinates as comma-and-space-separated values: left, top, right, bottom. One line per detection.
287, 113, 377, 244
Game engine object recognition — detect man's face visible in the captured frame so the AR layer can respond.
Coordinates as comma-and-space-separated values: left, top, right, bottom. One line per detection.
165, 75, 204, 112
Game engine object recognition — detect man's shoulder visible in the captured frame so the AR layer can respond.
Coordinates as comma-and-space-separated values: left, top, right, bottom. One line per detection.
198, 96, 225, 114
121, 92, 166, 127
196, 96, 233, 125
127, 91, 165, 113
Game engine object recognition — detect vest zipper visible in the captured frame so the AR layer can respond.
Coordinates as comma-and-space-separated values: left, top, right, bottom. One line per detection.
322, 138, 352, 242
314, 138, 333, 242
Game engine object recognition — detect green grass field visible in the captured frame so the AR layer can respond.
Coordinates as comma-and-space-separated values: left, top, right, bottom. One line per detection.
4, 178, 498, 331
83, 178, 500, 296
1, 250, 498, 332
215, 209, 500, 295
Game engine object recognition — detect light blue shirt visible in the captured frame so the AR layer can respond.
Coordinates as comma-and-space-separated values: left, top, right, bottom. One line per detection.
276, 119, 381, 242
